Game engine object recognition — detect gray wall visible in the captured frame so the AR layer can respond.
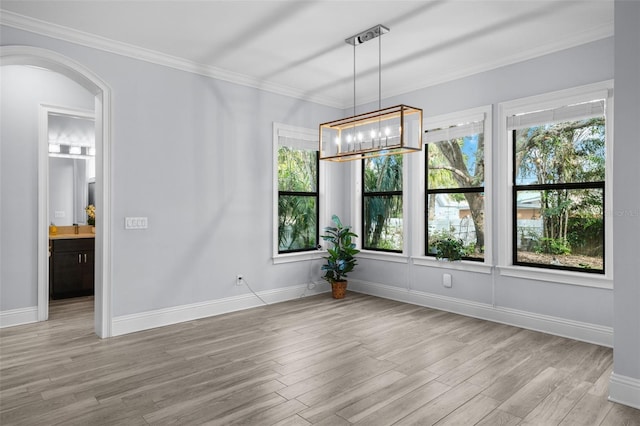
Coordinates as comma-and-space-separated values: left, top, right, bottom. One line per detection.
613, 0, 640, 388
0, 25, 341, 316
0, 65, 94, 310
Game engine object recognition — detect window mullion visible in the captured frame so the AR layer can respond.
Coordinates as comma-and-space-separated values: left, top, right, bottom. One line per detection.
514, 181, 604, 192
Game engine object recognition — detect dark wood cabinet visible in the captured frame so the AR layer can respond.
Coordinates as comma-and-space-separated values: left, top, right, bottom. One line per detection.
49, 238, 95, 299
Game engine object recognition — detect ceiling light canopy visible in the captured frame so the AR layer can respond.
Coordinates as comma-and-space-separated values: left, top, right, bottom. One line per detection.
345, 24, 389, 46
320, 24, 423, 162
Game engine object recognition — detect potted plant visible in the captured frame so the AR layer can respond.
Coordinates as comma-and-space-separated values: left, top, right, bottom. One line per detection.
321, 214, 360, 299
433, 236, 466, 261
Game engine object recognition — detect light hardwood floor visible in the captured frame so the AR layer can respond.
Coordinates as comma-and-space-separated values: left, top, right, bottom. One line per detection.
1, 293, 638, 425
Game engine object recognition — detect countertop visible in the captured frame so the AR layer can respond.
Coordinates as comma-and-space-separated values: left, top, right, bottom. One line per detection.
49, 225, 95, 240
49, 233, 95, 240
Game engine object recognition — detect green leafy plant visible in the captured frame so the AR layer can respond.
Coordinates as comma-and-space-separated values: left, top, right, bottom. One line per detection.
433, 236, 466, 261
534, 237, 571, 255
321, 215, 360, 283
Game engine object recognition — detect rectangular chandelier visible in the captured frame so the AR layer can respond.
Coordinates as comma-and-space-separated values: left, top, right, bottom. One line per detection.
319, 24, 423, 162
319, 104, 423, 162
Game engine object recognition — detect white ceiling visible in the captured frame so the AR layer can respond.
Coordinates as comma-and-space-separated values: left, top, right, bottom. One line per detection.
0, 0, 614, 108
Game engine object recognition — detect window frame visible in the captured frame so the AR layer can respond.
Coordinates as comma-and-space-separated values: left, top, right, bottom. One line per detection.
272, 122, 325, 263
412, 106, 493, 272
497, 81, 613, 288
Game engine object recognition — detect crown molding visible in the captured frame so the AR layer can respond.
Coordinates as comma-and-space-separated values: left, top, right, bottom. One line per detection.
0, 10, 344, 109
1, 9, 612, 111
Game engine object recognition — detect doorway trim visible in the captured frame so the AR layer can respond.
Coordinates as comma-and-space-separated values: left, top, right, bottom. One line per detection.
1, 45, 113, 338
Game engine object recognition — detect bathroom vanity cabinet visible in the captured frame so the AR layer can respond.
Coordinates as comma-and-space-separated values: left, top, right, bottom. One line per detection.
49, 237, 95, 299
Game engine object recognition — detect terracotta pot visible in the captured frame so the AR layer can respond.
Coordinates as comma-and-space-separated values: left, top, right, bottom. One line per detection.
331, 280, 347, 299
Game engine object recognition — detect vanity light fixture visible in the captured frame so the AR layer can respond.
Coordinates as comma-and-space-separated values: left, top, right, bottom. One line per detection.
49, 142, 95, 158
319, 24, 423, 162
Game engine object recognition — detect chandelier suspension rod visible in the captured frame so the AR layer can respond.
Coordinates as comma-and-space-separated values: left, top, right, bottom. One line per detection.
353, 42, 357, 139
379, 30, 382, 111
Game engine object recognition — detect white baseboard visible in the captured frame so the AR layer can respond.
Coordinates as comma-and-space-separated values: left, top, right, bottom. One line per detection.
0, 306, 38, 328
2, 280, 613, 350
348, 279, 613, 348
609, 372, 640, 410
111, 283, 329, 337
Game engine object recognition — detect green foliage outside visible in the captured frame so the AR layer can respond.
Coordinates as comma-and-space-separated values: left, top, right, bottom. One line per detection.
567, 214, 603, 257
429, 228, 468, 261
534, 237, 572, 255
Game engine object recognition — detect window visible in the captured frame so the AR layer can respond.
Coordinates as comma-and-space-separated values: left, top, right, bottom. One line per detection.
509, 99, 606, 274
274, 124, 319, 254
425, 117, 486, 261
362, 154, 403, 252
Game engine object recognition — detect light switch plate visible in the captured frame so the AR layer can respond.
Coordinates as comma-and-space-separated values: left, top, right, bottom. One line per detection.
443, 273, 452, 288
125, 217, 148, 229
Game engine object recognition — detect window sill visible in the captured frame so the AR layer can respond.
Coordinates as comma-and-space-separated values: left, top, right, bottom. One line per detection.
358, 250, 409, 264
498, 265, 613, 289
273, 250, 324, 265
412, 256, 493, 274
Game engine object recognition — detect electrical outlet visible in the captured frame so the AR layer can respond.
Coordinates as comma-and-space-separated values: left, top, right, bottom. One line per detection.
235, 275, 243, 286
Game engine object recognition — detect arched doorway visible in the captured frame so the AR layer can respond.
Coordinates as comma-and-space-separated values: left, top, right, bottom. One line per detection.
1, 46, 112, 338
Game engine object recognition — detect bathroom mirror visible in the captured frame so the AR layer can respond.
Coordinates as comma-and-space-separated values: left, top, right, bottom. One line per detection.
48, 112, 95, 226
